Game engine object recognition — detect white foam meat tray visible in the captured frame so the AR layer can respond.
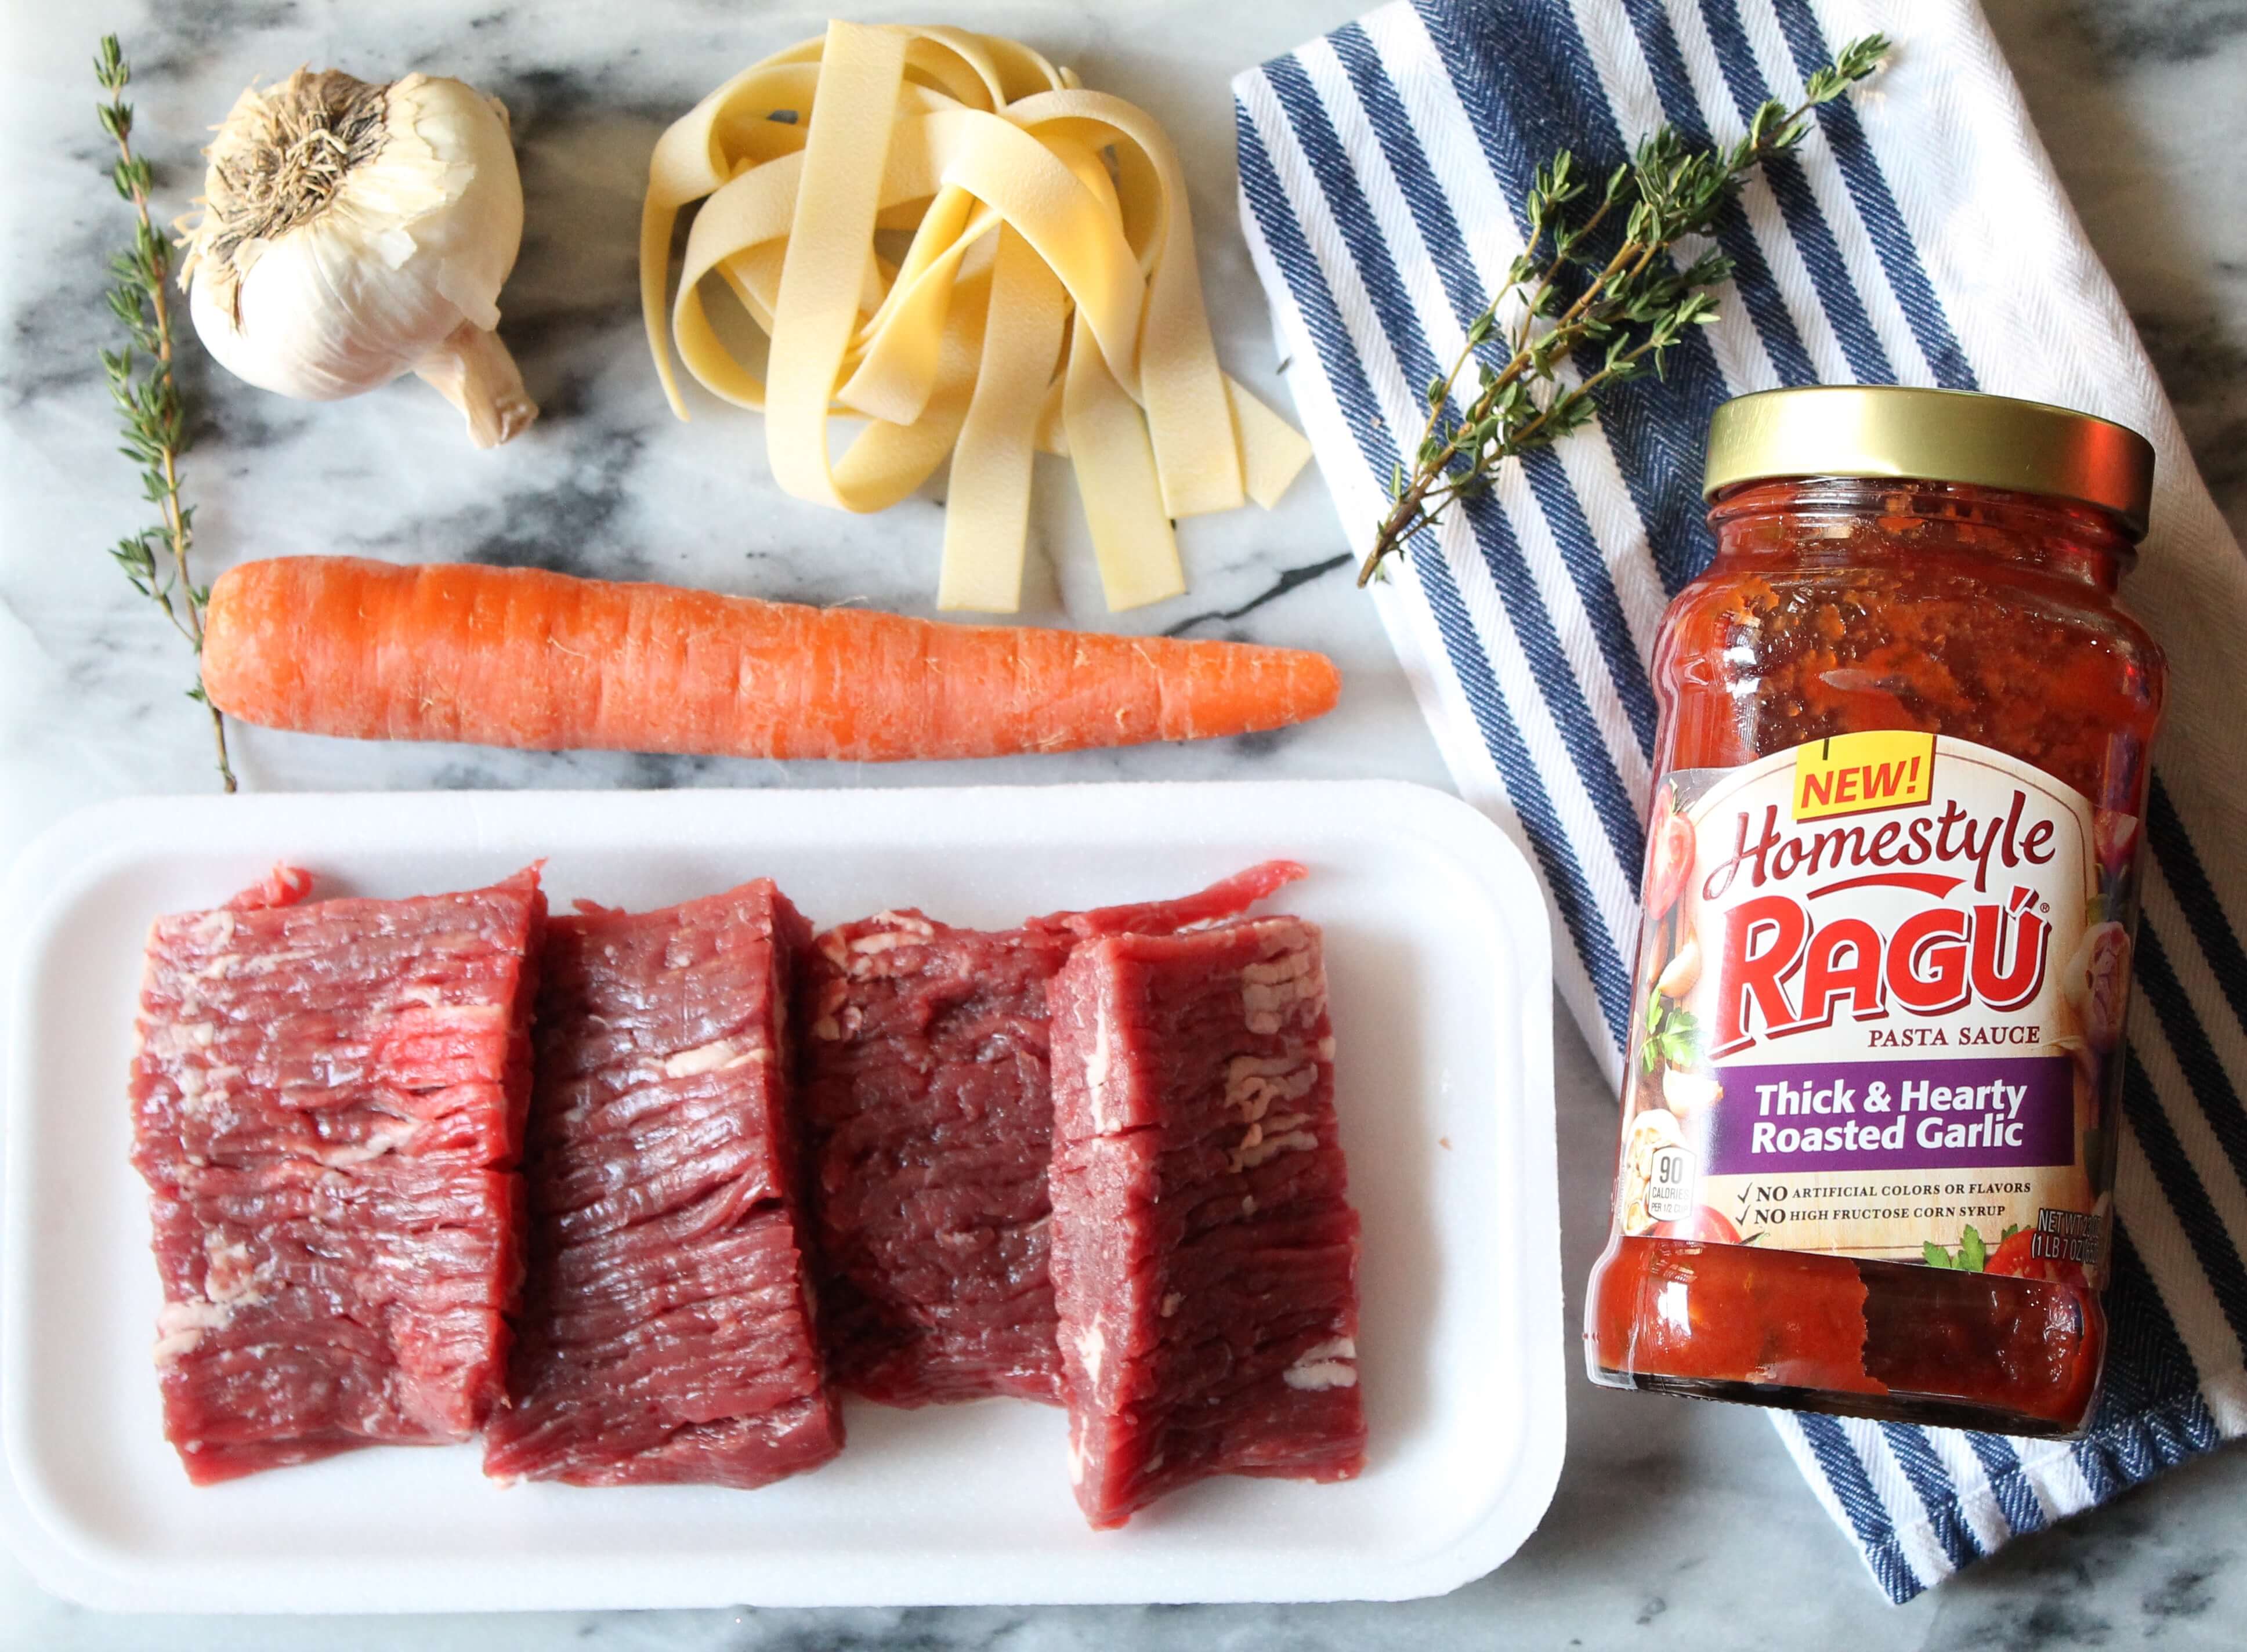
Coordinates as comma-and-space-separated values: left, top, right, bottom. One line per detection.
0, 780, 1560, 1612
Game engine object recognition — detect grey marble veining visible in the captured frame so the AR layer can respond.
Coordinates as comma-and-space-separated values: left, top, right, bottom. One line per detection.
2, 1, 2245, 1647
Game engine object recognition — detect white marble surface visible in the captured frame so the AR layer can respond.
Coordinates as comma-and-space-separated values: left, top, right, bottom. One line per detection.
1, 0, 2244, 1646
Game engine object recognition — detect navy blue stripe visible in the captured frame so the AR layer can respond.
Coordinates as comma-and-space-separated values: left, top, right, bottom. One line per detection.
2186, 1399, 2220, 1451
1793, 1414, 1921, 1602
2073, 1424, 2120, 1501
1962, 1432, 2046, 1539
2134, 922, 2247, 1194
2122, 1048, 2247, 1363
1411, 539, 1635, 1044
1235, 104, 1636, 1047
1260, 55, 1651, 887
1329, 21, 1662, 763
2096, 1222, 2202, 1421
1877, 1423, 1982, 1573
2076, 1391, 2219, 1505
2148, 772, 2247, 1036
2082, 1221, 2205, 1498
1414, 0, 1727, 595
1449, 487, 1651, 876
1235, 113, 1402, 506
2078, 1109, 2234, 1498
1619, 0, 1819, 387
1323, 22, 1495, 370
1767, 0, 1977, 388
1697, 0, 1896, 384
1523, 446, 1659, 763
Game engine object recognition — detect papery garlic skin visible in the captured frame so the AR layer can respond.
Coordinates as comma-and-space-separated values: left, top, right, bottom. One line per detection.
182, 71, 537, 447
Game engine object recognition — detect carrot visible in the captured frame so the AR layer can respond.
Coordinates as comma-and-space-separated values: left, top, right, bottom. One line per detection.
200, 556, 1342, 763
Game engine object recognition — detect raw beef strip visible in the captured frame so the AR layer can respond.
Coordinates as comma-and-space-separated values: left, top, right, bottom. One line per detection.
484, 881, 841, 1488
799, 863, 1304, 1407
128, 864, 546, 1486
1048, 915, 1364, 1528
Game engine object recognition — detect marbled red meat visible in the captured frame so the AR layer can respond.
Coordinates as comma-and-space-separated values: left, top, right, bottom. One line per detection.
128, 865, 546, 1486
799, 864, 1304, 1407
1048, 916, 1364, 1529
483, 881, 841, 1488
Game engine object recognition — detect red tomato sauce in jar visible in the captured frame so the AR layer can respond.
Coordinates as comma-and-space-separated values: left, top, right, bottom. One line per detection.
1584, 387, 2165, 1436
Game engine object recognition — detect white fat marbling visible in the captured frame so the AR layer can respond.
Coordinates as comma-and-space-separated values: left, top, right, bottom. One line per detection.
2, 0, 2245, 1646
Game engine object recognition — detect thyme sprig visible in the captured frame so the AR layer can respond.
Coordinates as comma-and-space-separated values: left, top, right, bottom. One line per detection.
1360, 32, 1889, 586
96, 34, 234, 791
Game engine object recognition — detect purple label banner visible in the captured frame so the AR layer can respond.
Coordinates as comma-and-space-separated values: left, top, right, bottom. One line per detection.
1703, 1055, 2075, 1175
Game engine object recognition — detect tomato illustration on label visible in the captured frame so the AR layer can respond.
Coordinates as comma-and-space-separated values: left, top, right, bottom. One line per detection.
1644, 786, 1697, 919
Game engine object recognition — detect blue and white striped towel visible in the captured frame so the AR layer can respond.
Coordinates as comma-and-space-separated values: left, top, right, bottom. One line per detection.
1234, 0, 2247, 1603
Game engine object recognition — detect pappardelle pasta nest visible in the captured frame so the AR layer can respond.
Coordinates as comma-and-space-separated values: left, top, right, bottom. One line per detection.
641, 21, 1311, 613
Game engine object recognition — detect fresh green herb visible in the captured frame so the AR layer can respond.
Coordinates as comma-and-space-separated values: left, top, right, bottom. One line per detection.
1359, 33, 1890, 586
96, 34, 233, 791
1924, 1224, 1998, 1271
1959, 1223, 1987, 1273
1638, 986, 1702, 1075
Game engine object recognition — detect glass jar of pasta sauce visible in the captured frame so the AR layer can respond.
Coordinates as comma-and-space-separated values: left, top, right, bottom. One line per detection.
1585, 386, 2165, 1437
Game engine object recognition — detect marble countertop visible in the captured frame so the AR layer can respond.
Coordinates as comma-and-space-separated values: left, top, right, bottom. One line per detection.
2, 0, 2243, 1646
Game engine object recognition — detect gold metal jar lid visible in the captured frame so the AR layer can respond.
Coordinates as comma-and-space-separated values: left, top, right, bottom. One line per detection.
1703, 385, 2156, 539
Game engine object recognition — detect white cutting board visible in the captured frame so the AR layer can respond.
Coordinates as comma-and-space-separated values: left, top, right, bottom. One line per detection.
0, 780, 1560, 1611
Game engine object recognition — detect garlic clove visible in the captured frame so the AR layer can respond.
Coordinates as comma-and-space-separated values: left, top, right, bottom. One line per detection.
414, 319, 539, 449
1662, 1068, 1723, 1119
388, 76, 523, 332
1653, 932, 1702, 999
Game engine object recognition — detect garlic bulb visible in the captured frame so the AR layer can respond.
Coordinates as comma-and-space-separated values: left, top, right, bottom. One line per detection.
180, 70, 537, 448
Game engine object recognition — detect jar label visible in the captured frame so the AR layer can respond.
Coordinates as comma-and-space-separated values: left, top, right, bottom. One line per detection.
1618, 734, 2133, 1281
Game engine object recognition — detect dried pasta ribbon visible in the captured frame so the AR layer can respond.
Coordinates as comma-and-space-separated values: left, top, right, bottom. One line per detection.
641, 21, 1312, 611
